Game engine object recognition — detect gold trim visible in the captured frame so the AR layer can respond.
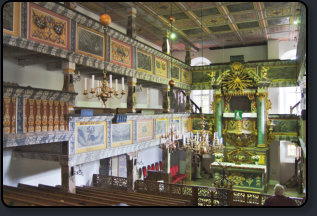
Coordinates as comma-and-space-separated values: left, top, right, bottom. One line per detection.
3, 2, 21, 37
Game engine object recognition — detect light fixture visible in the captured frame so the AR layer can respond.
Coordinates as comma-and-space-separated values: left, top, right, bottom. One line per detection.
170, 32, 176, 39
160, 118, 180, 153
83, 13, 125, 105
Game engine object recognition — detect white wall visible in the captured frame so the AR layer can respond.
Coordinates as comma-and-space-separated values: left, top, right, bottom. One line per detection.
173, 45, 268, 64
135, 87, 163, 109
136, 146, 162, 171
74, 160, 100, 186
3, 57, 64, 90
3, 148, 61, 187
279, 41, 297, 59
268, 40, 280, 59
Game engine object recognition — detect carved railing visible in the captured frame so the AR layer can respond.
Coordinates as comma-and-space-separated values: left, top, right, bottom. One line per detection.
93, 174, 128, 191
135, 180, 305, 206
290, 100, 301, 114
92, 175, 305, 206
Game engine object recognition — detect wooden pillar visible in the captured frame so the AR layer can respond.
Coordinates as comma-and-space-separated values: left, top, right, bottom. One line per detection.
162, 31, 170, 55
126, 154, 138, 191
61, 165, 76, 194
62, 61, 75, 92
185, 90, 191, 113
185, 45, 191, 65
162, 147, 171, 173
127, 77, 137, 113
127, 7, 137, 39
215, 94, 223, 140
162, 85, 171, 113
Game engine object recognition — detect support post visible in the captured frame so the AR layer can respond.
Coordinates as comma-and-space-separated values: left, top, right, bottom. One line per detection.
185, 44, 191, 65
162, 84, 171, 113
215, 95, 223, 140
127, 7, 137, 39
62, 61, 75, 92
127, 77, 137, 113
257, 93, 266, 147
61, 165, 76, 194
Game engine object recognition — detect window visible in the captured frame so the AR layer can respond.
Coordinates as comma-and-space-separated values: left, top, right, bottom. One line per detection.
280, 141, 297, 163
230, 55, 244, 62
287, 143, 297, 157
191, 90, 214, 114
191, 57, 211, 66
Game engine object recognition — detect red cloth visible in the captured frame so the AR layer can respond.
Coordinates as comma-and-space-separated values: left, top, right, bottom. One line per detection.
263, 195, 297, 206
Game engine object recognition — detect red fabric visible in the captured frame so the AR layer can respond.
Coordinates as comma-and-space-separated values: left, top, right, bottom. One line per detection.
147, 165, 151, 170
263, 195, 297, 206
151, 164, 155, 170
155, 163, 159, 171
142, 166, 147, 178
175, 165, 178, 173
159, 161, 163, 170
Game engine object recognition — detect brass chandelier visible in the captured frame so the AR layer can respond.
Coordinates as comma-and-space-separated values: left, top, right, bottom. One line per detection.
83, 13, 125, 105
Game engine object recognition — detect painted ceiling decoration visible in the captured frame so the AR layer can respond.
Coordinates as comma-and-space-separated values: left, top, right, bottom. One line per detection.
59, 2, 300, 51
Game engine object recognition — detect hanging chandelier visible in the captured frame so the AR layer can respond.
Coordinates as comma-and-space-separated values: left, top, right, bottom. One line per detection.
83, 13, 125, 105
160, 119, 180, 153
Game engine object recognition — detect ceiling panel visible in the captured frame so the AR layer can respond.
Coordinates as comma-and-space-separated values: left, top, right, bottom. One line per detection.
75, 2, 302, 51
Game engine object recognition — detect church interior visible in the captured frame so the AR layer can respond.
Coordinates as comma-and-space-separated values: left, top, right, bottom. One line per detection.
2, 2, 307, 206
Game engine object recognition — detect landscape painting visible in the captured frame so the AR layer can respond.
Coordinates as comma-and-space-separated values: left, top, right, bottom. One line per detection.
182, 69, 192, 84
137, 119, 154, 142
111, 121, 133, 147
183, 118, 191, 133
172, 118, 181, 133
75, 121, 107, 153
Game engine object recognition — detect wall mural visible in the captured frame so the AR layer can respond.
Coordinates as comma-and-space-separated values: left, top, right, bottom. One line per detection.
155, 118, 168, 138
171, 64, 180, 82
75, 121, 107, 154
137, 119, 154, 142
111, 38, 132, 68
111, 121, 133, 147
155, 57, 168, 77
76, 24, 105, 60
137, 49, 153, 74
182, 69, 192, 84
28, 3, 70, 50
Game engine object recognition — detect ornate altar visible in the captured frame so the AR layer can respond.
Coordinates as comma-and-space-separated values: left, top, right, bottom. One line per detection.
209, 62, 273, 193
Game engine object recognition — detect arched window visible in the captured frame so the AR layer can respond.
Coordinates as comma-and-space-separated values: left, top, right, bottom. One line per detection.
280, 49, 297, 60
191, 57, 211, 66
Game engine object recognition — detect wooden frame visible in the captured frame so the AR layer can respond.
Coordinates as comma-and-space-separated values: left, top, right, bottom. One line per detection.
137, 119, 154, 142
28, 3, 70, 50
76, 24, 106, 60
155, 118, 168, 139
110, 38, 133, 68
171, 64, 181, 82
137, 49, 153, 74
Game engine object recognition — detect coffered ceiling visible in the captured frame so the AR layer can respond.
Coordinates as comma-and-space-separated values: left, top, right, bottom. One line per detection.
75, 2, 302, 52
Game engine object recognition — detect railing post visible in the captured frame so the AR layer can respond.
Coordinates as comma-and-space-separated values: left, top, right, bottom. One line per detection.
192, 186, 198, 206
228, 189, 233, 206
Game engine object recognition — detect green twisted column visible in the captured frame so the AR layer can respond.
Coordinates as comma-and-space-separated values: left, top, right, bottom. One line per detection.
257, 93, 266, 147
215, 95, 223, 139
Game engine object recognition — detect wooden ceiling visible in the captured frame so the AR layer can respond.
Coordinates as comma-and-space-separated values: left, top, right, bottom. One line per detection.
75, 2, 302, 51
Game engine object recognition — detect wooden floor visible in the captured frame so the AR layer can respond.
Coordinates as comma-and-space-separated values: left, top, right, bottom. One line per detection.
3, 183, 191, 206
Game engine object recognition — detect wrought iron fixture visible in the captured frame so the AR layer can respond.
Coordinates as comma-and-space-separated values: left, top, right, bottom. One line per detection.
83, 13, 125, 105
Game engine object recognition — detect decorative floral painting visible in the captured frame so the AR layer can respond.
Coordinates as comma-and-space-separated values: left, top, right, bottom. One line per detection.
111, 121, 133, 147
137, 49, 153, 74
75, 121, 107, 153
182, 69, 192, 84
137, 119, 154, 142
171, 64, 180, 81
28, 3, 70, 50
155, 118, 168, 138
3, 2, 20, 37
110, 38, 132, 68
76, 24, 105, 60
155, 57, 168, 78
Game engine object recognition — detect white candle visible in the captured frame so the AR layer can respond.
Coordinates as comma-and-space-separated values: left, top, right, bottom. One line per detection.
115, 79, 118, 91
122, 77, 124, 91
84, 78, 87, 90
91, 75, 95, 89
109, 74, 112, 88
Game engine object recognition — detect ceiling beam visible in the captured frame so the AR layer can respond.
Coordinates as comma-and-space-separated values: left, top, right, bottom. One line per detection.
216, 2, 244, 44
135, 2, 199, 52
255, 2, 269, 41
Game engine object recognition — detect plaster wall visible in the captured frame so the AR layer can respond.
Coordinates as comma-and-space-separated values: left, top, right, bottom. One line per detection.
172, 45, 268, 64
268, 88, 280, 114
268, 40, 280, 59
74, 160, 100, 186
3, 148, 61, 187
135, 146, 162, 171
269, 141, 280, 185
